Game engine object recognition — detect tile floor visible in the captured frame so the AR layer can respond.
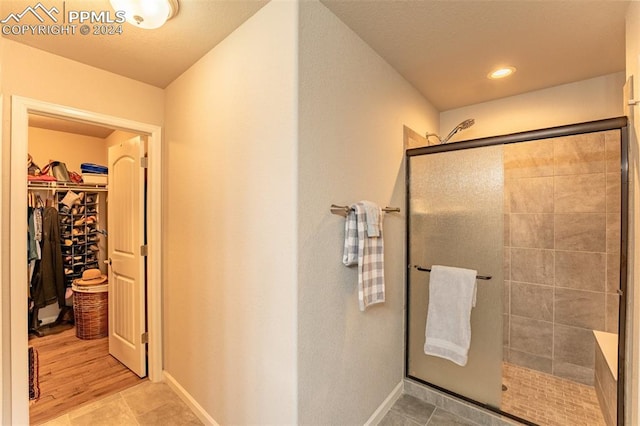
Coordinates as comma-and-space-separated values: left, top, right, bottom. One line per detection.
38, 363, 608, 426
380, 394, 478, 426
502, 362, 606, 426
39, 381, 202, 426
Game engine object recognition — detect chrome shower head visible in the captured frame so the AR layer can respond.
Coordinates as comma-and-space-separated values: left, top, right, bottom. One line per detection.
425, 118, 476, 145
441, 118, 475, 143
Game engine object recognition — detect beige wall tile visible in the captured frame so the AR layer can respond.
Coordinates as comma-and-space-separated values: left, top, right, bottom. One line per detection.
606, 213, 621, 253
511, 214, 554, 249
504, 180, 511, 213
606, 172, 621, 213
606, 253, 621, 293
504, 247, 511, 280
605, 130, 621, 174
554, 324, 595, 368
554, 288, 605, 330
504, 280, 511, 314
504, 139, 554, 179
507, 349, 552, 374
511, 282, 553, 322
555, 251, 606, 291
510, 315, 553, 357
510, 248, 554, 285
555, 213, 606, 252
606, 294, 620, 334
504, 313, 509, 346
553, 361, 594, 386
510, 176, 554, 213
554, 173, 606, 213
554, 133, 605, 176
504, 214, 510, 246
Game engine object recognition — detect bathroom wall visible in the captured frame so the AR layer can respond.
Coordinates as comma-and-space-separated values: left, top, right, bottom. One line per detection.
163, 1, 298, 424
297, 1, 439, 424
440, 72, 625, 142
503, 130, 621, 385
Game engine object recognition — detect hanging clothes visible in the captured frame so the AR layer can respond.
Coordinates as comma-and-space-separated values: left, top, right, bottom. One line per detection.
32, 206, 65, 308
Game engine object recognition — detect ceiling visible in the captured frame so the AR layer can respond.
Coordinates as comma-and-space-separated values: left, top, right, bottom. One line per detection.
0, 0, 630, 114
0, 0, 269, 88
322, 1, 630, 111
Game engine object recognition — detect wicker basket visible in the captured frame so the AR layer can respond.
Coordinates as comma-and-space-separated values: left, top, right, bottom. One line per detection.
72, 283, 108, 340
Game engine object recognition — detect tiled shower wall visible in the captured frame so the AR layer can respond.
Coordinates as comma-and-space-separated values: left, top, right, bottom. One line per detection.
503, 130, 621, 385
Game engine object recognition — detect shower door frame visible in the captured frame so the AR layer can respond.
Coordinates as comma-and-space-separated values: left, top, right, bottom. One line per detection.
405, 116, 629, 425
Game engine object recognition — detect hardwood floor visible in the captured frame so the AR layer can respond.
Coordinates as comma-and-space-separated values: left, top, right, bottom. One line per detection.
28, 325, 144, 425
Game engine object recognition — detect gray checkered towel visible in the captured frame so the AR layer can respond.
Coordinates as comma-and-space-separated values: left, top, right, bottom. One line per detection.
342, 202, 385, 311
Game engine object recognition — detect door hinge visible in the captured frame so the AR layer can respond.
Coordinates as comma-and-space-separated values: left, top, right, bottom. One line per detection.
140, 245, 148, 256
141, 156, 149, 168
141, 332, 148, 344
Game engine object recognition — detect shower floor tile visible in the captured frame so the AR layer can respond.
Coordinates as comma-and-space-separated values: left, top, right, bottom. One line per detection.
502, 362, 606, 426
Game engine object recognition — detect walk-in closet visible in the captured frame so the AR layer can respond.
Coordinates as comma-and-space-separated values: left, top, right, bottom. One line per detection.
26, 115, 146, 424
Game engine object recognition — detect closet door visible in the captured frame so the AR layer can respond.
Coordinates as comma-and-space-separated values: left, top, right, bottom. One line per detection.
107, 136, 147, 377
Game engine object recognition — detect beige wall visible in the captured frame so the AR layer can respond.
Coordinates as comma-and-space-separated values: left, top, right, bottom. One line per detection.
163, 1, 298, 424
1, 38, 164, 423
28, 127, 107, 174
297, 2, 439, 424
441, 72, 625, 142
626, 3, 640, 425
1, 39, 163, 126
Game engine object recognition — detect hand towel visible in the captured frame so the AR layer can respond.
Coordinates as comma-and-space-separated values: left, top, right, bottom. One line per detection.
424, 265, 477, 366
361, 200, 380, 237
342, 208, 358, 267
355, 202, 385, 310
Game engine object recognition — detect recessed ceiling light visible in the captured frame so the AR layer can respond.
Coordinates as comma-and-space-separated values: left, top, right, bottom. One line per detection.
488, 66, 516, 80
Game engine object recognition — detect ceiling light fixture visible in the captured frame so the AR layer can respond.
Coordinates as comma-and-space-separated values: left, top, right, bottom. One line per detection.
488, 66, 516, 80
110, 0, 179, 30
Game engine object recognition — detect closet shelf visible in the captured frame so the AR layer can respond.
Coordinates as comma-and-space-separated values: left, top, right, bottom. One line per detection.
28, 181, 107, 192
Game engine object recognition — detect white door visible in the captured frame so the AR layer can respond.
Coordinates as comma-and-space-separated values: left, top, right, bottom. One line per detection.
107, 136, 147, 377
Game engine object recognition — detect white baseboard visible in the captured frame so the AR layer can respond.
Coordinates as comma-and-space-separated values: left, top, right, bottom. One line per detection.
163, 371, 220, 426
364, 381, 404, 426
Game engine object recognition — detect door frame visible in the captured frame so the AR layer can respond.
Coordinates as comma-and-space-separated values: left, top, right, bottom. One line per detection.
8, 96, 163, 424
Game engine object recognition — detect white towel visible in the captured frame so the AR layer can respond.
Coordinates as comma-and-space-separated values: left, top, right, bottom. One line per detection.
342, 202, 385, 311
424, 265, 477, 366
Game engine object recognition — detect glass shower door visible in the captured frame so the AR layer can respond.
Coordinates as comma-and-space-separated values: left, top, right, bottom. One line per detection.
407, 145, 504, 408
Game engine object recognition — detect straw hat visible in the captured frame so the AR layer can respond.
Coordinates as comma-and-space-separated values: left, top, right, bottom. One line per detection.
74, 269, 107, 285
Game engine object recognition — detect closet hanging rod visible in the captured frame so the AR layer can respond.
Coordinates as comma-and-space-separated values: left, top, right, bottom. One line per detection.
411, 265, 492, 281
330, 204, 401, 217
27, 181, 108, 193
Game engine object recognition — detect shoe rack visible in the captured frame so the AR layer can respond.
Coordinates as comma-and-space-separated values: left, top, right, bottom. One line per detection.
58, 191, 102, 287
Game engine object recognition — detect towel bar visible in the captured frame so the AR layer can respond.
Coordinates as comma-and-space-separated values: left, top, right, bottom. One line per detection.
330, 204, 401, 217
411, 264, 492, 280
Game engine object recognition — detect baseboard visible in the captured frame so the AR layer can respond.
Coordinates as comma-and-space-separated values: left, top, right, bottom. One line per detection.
163, 371, 220, 426
364, 381, 404, 426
